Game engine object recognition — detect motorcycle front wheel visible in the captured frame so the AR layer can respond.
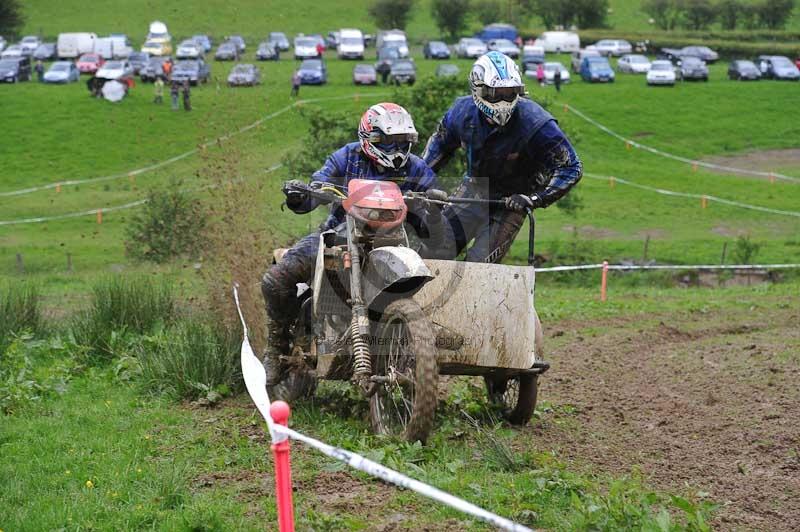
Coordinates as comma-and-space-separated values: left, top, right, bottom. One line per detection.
369, 298, 438, 443
484, 374, 538, 425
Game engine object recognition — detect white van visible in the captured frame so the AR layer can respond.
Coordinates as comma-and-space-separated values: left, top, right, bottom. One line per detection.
534, 31, 580, 53
147, 21, 171, 43
376, 29, 409, 58
338, 28, 365, 60
57, 32, 97, 58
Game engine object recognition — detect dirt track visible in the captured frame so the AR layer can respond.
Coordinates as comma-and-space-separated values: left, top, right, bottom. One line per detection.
534, 305, 800, 530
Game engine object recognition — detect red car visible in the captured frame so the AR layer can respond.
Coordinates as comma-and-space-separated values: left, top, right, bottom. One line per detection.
76, 53, 104, 74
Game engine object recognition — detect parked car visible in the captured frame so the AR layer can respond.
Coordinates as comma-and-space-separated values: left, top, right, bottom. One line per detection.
0, 57, 31, 82
96, 60, 133, 80
534, 31, 580, 53
389, 59, 416, 85
33, 43, 57, 61
294, 36, 320, 60
435, 63, 459, 77
617, 54, 651, 74
375, 46, 400, 74
139, 56, 170, 82
757, 55, 800, 80
146, 21, 171, 43
76, 53, 104, 74
521, 44, 545, 74
352, 63, 377, 85
571, 47, 600, 72
192, 35, 212, 53
475, 23, 517, 43
580, 56, 615, 82
646, 60, 676, 86
227, 63, 260, 86
487, 39, 520, 58
423, 41, 451, 60
19, 36, 41, 55
215, 41, 239, 61
678, 56, 708, 81
593, 39, 632, 57
680, 46, 718, 63
376, 30, 408, 58
1, 45, 23, 58
228, 35, 246, 52
326, 31, 340, 49
297, 59, 327, 84
141, 40, 171, 56
128, 51, 149, 73
338, 29, 365, 60
728, 60, 761, 81
269, 32, 290, 51
256, 41, 279, 60
171, 59, 210, 85
543, 62, 570, 84
454, 38, 487, 59
43, 61, 80, 83
176, 40, 202, 60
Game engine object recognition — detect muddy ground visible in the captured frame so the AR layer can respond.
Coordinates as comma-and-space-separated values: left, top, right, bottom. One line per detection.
535, 304, 800, 530
702, 148, 800, 180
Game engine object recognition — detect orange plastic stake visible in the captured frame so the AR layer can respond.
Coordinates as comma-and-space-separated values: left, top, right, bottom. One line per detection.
129, 172, 136, 183
96, 210, 103, 224
600, 261, 609, 302
563, 104, 568, 113
626, 141, 632, 150
609, 176, 616, 188
769, 173, 775, 184
692, 162, 698, 173
55, 183, 61, 193
701, 196, 708, 209
270, 402, 295, 532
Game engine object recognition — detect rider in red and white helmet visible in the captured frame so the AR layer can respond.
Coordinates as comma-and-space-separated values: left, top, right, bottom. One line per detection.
358, 102, 419, 170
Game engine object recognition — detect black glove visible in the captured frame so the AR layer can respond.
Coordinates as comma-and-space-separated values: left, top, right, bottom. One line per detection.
282, 179, 308, 209
425, 189, 449, 202
505, 194, 541, 212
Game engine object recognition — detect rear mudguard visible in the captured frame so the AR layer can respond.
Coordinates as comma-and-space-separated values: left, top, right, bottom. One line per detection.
363, 246, 433, 312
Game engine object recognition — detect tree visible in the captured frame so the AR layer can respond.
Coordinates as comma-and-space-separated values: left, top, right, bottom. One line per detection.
431, 0, 470, 39
682, 0, 717, 29
532, 0, 574, 28
368, 0, 415, 30
574, 0, 610, 28
642, 0, 684, 30
716, 0, 742, 29
757, 0, 795, 29
475, 0, 503, 25
0, 0, 24, 39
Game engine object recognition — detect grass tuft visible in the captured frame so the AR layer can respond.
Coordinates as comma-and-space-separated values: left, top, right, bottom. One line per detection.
0, 282, 42, 351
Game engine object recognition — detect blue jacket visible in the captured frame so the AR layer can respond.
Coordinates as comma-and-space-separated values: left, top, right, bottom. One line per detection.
422, 96, 582, 207
294, 142, 438, 230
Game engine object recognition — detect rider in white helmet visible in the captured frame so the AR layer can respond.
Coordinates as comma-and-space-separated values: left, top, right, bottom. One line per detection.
423, 51, 583, 263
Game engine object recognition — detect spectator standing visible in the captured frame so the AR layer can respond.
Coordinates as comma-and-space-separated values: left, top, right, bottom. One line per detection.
291, 70, 300, 97
554, 67, 562, 93
536, 63, 544, 87
162, 59, 172, 80
170, 80, 180, 110
34, 60, 44, 82
153, 76, 164, 103
182, 80, 191, 111
315, 42, 324, 57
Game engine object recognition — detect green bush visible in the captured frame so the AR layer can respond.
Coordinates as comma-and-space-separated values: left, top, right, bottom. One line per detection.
135, 317, 240, 402
0, 282, 42, 352
124, 183, 207, 264
71, 276, 176, 362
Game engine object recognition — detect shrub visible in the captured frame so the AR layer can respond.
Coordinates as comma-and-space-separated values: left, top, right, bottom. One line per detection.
124, 183, 207, 264
0, 0, 25, 40
368, 0, 415, 30
0, 282, 42, 352
733, 235, 760, 264
71, 276, 176, 361
683, 0, 718, 30
431, 0, 471, 40
475, 0, 503, 25
135, 317, 240, 402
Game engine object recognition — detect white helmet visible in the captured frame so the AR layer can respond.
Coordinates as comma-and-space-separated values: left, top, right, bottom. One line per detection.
469, 52, 525, 126
358, 103, 419, 170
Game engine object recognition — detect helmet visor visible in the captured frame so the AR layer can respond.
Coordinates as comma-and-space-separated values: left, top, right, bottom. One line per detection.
367, 131, 419, 146
477, 85, 524, 103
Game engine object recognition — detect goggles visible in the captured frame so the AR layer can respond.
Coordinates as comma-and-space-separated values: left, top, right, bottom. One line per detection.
477, 85, 524, 103
366, 131, 419, 145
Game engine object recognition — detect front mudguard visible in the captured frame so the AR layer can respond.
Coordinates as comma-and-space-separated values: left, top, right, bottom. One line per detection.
363, 246, 434, 312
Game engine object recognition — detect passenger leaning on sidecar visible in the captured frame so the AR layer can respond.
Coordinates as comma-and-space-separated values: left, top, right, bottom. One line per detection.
423, 51, 583, 263
261, 102, 445, 385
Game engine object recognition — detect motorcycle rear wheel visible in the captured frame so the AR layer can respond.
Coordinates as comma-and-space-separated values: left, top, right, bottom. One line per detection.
484, 374, 538, 425
369, 298, 438, 443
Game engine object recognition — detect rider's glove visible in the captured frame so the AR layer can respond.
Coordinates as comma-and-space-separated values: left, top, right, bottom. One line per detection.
282, 179, 308, 209
505, 194, 541, 212
425, 189, 449, 202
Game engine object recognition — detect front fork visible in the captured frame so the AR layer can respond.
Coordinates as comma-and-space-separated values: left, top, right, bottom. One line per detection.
344, 216, 373, 389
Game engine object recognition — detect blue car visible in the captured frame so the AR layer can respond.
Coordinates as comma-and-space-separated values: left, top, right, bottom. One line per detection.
580, 56, 615, 83
297, 59, 327, 85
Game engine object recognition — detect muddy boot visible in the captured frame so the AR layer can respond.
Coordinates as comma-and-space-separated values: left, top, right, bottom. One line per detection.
263, 318, 290, 386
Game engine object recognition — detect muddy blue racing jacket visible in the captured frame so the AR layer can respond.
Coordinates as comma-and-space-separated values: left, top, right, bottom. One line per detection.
422, 96, 582, 206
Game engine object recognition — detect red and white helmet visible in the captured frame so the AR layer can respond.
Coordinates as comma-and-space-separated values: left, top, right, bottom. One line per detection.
358, 103, 419, 170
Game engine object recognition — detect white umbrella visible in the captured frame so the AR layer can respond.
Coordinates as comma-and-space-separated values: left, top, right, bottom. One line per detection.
101, 80, 127, 102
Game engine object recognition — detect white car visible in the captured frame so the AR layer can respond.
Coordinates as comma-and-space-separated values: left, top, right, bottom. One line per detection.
337, 28, 365, 60
1, 45, 23, 58
176, 40, 201, 59
455, 38, 488, 59
646, 60, 676, 86
487, 39, 520, 59
618, 54, 651, 74
543, 62, 570, 84
96, 60, 133, 80
593, 39, 632, 57
294, 36, 319, 60
19, 35, 41, 54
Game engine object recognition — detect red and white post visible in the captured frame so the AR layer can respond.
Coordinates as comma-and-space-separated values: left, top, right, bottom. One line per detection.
600, 261, 609, 302
270, 401, 295, 532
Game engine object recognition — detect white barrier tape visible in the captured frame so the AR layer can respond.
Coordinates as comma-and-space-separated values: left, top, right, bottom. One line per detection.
536, 263, 800, 272
562, 103, 800, 184
0, 164, 284, 226
232, 285, 532, 532
583, 173, 800, 218
0, 92, 388, 199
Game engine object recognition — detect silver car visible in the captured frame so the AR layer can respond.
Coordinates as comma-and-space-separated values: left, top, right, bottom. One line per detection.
227, 63, 261, 86
487, 39, 520, 59
44, 61, 80, 83
455, 38, 487, 59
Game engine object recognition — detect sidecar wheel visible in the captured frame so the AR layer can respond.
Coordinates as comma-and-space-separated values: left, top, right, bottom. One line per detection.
267, 369, 317, 403
484, 374, 538, 425
369, 298, 438, 443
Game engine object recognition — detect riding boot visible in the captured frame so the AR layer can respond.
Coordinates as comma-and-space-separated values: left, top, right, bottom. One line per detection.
263, 315, 290, 386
